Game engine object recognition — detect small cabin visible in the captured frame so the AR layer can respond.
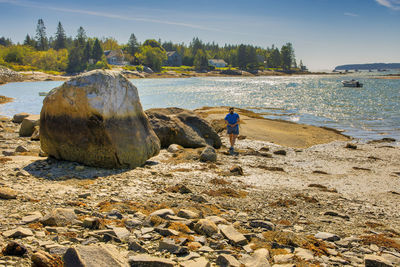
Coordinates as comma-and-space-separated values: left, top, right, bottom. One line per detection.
208, 59, 227, 68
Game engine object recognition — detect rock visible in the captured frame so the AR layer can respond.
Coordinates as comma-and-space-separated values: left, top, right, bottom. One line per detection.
63, 244, 129, 267
191, 194, 208, 203
19, 114, 40, 137
158, 238, 189, 255
155, 228, 180, 237
323, 211, 350, 220
345, 143, 357, 149
294, 248, 314, 261
145, 107, 221, 149
150, 208, 175, 218
15, 145, 29, 152
381, 253, 400, 266
168, 183, 192, 194
128, 238, 148, 253
83, 217, 101, 229
40, 208, 77, 226
12, 113, 30, 123
112, 227, 130, 241
181, 257, 211, 267
0, 66, 23, 83
40, 70, 160, 169
230, 165, 243, 175
178, 209, 199, 219
200, 146, 217, 162
314, 232, 340, 241
167, 144, 184, 153
273, 254, 294, 264
31, 125, 40, 140
2, 241, 27, 256
364, 255, 393, 267
241, 248, 271, 267
21, 211, 42, 224
206, 216, 228, 225
218, 224, 248, 246
31, 250, 62, 267
2, 227, 33, 238
216, 254, 241, 267
249, 220, 275, 230
0, 186, 18, 199
194, 219, 219, 237
128, 254, 175, 267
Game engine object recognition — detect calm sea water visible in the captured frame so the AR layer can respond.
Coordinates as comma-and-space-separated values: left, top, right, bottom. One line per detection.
1, 74, 399, 141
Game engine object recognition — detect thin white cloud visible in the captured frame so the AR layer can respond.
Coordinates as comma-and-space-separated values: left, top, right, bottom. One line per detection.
0, 0, 223, 32
344, 12, 359, 17
375, 0, 400, 10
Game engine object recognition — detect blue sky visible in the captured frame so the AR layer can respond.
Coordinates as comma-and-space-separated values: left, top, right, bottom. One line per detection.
0, 0, 399, 70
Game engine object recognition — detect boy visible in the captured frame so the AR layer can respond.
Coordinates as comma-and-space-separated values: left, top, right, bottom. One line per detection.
224, 107, 240, 154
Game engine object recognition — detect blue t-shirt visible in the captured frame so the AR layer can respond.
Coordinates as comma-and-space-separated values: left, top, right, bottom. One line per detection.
225, 113, 239, 125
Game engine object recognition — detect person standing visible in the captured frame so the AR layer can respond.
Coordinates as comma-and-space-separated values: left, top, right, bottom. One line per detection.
225, 107, 240, 154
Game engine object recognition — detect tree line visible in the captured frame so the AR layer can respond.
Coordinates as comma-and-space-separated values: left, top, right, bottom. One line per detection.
0, 19, 306, 74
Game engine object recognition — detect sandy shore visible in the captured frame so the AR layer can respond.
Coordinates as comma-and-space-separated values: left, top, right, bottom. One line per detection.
0, 107, 399, 266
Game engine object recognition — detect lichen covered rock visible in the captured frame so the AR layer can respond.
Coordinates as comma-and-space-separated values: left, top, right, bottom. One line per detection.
40, 70, 160, 168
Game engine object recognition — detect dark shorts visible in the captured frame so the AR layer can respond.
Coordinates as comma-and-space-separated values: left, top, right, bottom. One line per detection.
227, 125, 239, 135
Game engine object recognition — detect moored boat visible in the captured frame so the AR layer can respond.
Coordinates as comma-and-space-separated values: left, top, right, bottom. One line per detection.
342, 79, 363, 87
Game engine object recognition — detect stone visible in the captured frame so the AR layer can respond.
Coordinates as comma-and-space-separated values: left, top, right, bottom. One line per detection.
178, 209, 199, 219
31, 126, 40, 140
40, 208, 77, 226
128, 254, 175, 267
242, 248, 271, 267
158, 238, 189, 255
273, 150, 287, 156
2, 227, 33, 238
191, 194, 208, 203
12, 112, 30, 123
150, 208, 175, 218
31, 250, 62, 267
206, 216, 228, 225
40, 70, 160, 169
218, 224, 248, 246
181, 257, 211, 267
200, 146, 217, 162
345, 143, 357, 149
216, 254, 241, 267
249, 220, 275, 230
167, 144, 184, 153
155, 228, 180, 237
294, 248, 314, 261
21, 211, 42, 224
364, 255, 393, 267
0, 186, 18, 199
19, 114, 40, 137
15, 145, 28, 152
381, 253, 400, 266
273, 254, 294, 264
230, 165, 243, 175
314, 232, 340, 241
145, 107, 221, 149
63, 244, 129, 267
128, 238, 148, 253
112, 227, 130, 241
2, 241, 27, 256
83, 217, 101, 229
194, 219, 219, 237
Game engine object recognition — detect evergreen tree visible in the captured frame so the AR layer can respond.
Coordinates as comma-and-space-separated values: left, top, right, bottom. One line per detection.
23, 35, 35, 47
194, 49, 208, 71
35, 19, 48, 51
83, 41, 92, 63
67, 46, 85, 73
76, 26, 86, 47
91, 38, 103, 62
281, 42, 295, 70
54, 22, 67, 50
0, 36, 12, 46
237, 44, 247, 69
127, 33, 139, 56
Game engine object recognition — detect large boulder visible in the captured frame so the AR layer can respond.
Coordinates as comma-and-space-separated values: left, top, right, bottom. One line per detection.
145, 108, 221, 149
0, 67, 23, 84
19, 115, 40, 137
40, 70, 160, 168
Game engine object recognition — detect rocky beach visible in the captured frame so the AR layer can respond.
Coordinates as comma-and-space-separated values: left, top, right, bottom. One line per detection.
0, 70, 399, 267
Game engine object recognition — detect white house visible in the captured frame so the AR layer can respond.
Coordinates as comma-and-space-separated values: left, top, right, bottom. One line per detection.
208, 59, 227, 68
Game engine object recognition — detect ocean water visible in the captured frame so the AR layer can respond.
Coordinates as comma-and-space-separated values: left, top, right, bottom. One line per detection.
0, 74, 399, 141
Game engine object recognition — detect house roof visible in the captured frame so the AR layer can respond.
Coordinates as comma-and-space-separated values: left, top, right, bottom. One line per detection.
209, 59, 227, 64
167, 51, 179, 57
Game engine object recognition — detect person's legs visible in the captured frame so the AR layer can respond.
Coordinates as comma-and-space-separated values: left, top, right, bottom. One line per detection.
232, 134, 238, 147
229, 133, 234, 149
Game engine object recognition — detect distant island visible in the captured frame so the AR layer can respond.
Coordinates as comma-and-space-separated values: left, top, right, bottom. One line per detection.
334, 63, 400, 71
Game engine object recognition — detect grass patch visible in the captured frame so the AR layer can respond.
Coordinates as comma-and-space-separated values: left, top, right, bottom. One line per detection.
203, 187, 248, 198
361, 234, 400, 252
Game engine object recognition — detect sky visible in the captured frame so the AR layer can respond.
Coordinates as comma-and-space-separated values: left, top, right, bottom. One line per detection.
0, 0, 399, 71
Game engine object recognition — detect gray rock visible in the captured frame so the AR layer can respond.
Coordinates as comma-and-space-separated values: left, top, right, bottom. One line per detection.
155, 228, 180, 237
167, 144, 184, 153
128, 238, 148, 253
2, 227, 34, 238
181, 257, 211, 267
273, 254, 294, 264
64, 244, 129, 267
128, 254, 175, 267
206, 216, 228, 225
241, 248, 271, 267
158, 238, 188, 255
364, 255, 393, 267
15, 145, 28, 152
41, 208, 77, 226
21, 211, 42, 224
112, 227, 130, 241
381, 253, 400, 266
314, 232, 340, 242
216, 254, 241, 267
19, 114, 40, 137
294, 248, 314, 261
150, 208, 175, 218
249, 220, 275, 230
200, 146, 217, 162
145, 107, 221, 149
83, 217, 101, 229
12, 112, 30, 123
194, 219, 219, 237
177, 209, 199, 219
218, 224, 248, 246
